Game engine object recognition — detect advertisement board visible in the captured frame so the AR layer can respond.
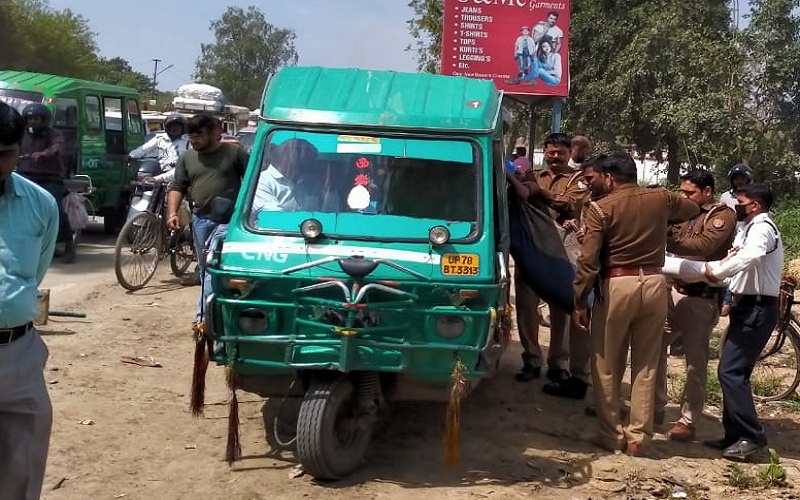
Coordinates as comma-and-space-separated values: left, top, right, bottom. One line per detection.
441, 0, 570, 97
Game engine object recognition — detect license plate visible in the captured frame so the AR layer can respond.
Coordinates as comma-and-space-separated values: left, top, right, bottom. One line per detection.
441, 253, 480, 276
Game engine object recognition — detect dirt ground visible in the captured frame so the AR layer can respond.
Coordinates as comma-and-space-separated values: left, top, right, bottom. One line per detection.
38, 251, 800, 500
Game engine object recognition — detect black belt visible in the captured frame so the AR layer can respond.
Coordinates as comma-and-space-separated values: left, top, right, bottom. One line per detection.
0, 322, 32, 345
732, 294, 778, 305
676, 284, 723, 300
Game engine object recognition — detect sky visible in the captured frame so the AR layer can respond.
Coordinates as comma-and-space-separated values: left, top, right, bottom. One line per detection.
46, 0, 420, 93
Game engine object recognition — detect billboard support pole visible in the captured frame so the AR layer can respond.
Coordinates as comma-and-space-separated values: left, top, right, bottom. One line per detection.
527, 103, 536, 163
550, 98, 563, 134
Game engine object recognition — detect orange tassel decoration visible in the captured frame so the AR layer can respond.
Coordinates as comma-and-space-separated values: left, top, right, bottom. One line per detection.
225, 367, 242, 465
443, 355, 468, 469
190, 322, 209, 417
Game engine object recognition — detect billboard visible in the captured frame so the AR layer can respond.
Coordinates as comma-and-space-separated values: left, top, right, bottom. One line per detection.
441, 0, 570, 97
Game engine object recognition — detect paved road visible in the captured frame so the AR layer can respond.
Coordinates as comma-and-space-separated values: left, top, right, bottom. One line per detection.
40, 220, 117, 311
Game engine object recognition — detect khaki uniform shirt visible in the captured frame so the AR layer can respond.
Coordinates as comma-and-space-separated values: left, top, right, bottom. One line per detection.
526, 167, 588, 223
667, 201, 736, 262
573, 184, 700, 308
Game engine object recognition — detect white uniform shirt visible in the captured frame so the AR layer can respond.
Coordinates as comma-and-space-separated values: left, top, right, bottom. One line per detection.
710, 212, 783, 297
129, 132, 191, 171
252, 165, 297, 213
719, 190, 738, 209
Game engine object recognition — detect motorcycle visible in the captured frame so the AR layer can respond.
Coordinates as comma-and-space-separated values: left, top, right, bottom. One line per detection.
17, 155, 91, 263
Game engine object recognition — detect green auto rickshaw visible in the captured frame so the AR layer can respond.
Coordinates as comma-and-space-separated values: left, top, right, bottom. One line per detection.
200, 66, 513, 479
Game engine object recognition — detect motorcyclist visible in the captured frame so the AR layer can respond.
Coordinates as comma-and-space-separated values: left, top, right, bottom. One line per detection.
720, 163, 753, 209
17, 103, 75, 262
129, 113, 190, 182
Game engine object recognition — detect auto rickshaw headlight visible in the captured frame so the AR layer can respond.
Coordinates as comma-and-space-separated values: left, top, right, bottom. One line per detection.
239, 308, 269, 334
435, 315, 466, 339
300, 218, 323, 240
429, 225, 450, 246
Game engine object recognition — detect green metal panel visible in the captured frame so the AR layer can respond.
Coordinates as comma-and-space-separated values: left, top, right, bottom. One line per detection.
0, 70, 139, 97
261, 67, 502, 133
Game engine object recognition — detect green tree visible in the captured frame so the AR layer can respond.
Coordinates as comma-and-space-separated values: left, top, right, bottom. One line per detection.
0, 0, 98, 79
407, 0, 443, 73
194, 5, 298, 109
94, 57, 152, 95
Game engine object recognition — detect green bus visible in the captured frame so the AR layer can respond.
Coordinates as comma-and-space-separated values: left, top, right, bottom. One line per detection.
0, 70, 146, 233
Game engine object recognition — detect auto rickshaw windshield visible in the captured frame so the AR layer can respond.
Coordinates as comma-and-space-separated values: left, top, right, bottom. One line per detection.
246, 130, 481, 242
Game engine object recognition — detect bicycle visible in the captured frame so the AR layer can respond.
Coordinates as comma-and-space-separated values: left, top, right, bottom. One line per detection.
751, 276, 800, 402
113, 179, 195, 291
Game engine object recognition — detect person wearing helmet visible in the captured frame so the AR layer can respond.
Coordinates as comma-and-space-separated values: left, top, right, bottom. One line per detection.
721, 163, 753, 209
129, 113, 191, 181
17, 102, 75, 261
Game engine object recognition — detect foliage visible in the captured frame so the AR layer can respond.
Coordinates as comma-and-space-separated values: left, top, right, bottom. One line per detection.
94, 57, 152, 96
194, 6, 298, 109
772, 203, 800, 260
406, 0, 443, 74
0, 0, 98, 79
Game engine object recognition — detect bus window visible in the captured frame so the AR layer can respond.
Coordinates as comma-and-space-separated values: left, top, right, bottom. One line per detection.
85, 95, 102, 134
126, 98, 142, 135
103, 97, 125, 154
54, 98, 78, 128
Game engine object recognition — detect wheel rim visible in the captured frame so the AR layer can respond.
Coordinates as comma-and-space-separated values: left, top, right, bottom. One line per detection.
116, 214, 160, 289
170, 230, 195, 276
752, 328, 800, 401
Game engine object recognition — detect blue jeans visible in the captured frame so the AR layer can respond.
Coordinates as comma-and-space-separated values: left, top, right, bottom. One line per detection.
521, 59, 561, 86
199, 224, 228, 322
516, 51, 532, 74
192, 215, 219, 321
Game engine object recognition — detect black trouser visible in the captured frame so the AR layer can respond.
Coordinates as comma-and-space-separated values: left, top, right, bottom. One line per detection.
18, 173, 72, 243
718, 295, 779, 446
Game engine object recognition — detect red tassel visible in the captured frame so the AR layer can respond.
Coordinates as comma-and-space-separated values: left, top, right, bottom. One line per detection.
189, 323, 209, 417
225, 368, 241, 465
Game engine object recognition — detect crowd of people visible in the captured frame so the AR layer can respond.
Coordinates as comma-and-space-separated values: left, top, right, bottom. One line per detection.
508, 133, 784, 462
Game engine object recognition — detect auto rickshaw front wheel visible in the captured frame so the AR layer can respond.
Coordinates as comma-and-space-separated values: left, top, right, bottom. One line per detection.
296, 376, 375, 480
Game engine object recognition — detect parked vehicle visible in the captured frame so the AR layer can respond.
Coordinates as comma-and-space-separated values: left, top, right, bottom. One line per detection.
201, 67, 512, 479
0, 70, 146, 234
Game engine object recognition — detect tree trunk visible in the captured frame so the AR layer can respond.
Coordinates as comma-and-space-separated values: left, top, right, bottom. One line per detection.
666, 137, 681, 186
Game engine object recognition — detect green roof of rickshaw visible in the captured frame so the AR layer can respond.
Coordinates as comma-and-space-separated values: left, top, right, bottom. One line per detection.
260, 66, 502, 133
0, 70, 139, 96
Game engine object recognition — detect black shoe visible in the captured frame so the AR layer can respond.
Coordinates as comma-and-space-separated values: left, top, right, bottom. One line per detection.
584, 406, 598, 417
515, 365, 541, 382
546, 368, 570, 382
180, 274, 202, 286
722, 439, 768, 462
704, 437, 736, 450
542, 376, 588, 400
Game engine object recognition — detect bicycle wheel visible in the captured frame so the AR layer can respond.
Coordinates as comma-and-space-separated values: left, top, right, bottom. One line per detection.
114, 212, 162, 291
169, 226, 195, 277
752, 324, 800, 402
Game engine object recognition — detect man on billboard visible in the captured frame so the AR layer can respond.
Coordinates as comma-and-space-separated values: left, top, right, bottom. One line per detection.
532, 11, 564, 53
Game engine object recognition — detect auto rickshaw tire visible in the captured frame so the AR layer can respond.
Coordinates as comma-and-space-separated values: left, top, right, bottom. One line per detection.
262, 397, 301, 453
169, 227, 195, 277
296, 377, 373, 480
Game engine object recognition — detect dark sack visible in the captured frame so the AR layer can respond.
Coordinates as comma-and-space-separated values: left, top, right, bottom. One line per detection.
509, 201, 575, 312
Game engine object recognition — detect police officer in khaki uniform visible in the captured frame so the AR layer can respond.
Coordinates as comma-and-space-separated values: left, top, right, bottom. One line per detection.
573, 153, 699, 456
655, 170, 736, 441
507, 133, 589, 385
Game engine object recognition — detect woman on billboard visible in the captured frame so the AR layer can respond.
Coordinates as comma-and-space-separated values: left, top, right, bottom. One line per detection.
519, 37, 562, 86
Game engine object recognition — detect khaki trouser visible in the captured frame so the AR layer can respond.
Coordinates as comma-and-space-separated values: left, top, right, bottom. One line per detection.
514, 272, 569, 370
592, 274, 667, 448
655, 287, 720, 426
0, 329, 52, 500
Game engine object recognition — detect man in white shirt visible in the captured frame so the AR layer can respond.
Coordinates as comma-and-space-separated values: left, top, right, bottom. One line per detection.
719, 163, 753, 209
532, 12, 564, 53
702, 183, 783, 462
129, 114, 191, 181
